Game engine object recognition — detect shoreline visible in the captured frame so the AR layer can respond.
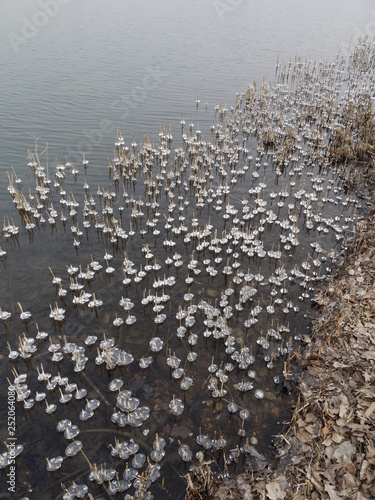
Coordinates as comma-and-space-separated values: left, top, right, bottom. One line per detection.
184, 36, 375, 500
208, 168, 375, 499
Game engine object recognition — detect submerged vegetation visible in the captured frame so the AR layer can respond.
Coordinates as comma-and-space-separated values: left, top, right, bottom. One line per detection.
0, 37, 375, 499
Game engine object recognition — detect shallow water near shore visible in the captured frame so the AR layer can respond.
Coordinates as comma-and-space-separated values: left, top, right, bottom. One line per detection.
0, 100, 363, 498
1, 1, 375, 499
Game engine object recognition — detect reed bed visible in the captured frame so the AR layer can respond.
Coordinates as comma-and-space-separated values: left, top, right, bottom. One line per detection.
205, 39, 375, 500
1, 35, 375, 500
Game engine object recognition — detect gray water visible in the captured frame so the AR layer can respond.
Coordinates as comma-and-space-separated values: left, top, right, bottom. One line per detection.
0, 1, 374, 499
1, 0, 375, 185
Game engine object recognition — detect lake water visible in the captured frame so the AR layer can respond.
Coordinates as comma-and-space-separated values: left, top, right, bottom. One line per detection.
1, 0, 375, 181
0, 1, 374, 499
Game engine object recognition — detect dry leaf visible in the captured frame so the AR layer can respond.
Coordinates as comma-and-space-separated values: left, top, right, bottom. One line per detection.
323, 437, 333, 447
341, 471, 359, 491
331, 432, 345, 444
333, 441, 356, 462
362, 400, 375, 422
305, 424, 318, 437
296, 429, 313, 443
321, 425, 330, 439
366, 444, 375, 459
325, 483, 340, 500
304, 412, 318, 424
266, 481, 286, 500
339, 395, 350, 418
361, 351, 375, 361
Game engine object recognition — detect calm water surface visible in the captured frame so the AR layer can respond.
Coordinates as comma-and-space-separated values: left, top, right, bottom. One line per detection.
0, 1, 373, 498
1, 0, 374, 181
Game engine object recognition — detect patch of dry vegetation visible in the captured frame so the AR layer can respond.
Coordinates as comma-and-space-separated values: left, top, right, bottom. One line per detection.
270, 206, 375, 499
